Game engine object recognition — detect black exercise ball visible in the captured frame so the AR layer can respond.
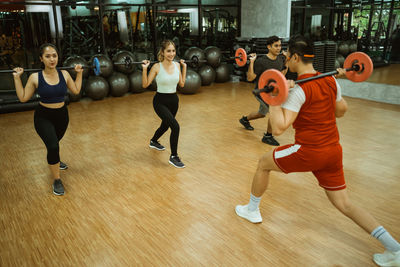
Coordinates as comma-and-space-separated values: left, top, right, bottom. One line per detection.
63, 56, 89, 78
184, 47, 206, 68
215, 63, 230, 83
86, 76, 109, 100
148, 80, 157, 91
178, 69, 201, 94
204, 46, 221, 68
91, 54, 113, 77
129, 71, 146, 93
113, 50, 135, 74
198, 65, 216, 86
108, 72, 129, 97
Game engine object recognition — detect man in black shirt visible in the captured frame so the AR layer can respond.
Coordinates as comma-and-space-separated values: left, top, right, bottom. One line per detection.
239, 36, 287, 146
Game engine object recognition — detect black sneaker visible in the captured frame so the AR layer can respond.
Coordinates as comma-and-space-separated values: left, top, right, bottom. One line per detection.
149, 140, 165, 151
239, 116, 254, 130
169, 155, 185, 168
59, 161, 68, 170
262, 134, 280, 146
52, 179, 65, 196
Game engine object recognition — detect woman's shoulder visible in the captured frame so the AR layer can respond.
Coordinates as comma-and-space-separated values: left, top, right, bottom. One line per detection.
60, 69, 70, 80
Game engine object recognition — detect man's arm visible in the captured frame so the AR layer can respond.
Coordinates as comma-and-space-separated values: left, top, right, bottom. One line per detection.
335, 98, 348, 118
269, 106, 298, 136
246, 53, 257, 82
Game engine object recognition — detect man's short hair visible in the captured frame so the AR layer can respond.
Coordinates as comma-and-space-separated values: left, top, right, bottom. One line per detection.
266, 35, 280, 47
288, 35, 314, 64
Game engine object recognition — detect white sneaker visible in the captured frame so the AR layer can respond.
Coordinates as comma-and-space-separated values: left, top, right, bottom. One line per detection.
373, 250, 400, 267
235, 204, 262, 223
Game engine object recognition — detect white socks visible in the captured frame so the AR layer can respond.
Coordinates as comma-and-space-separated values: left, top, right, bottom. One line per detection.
371, 226, 400, 252
248, 193, 261, 211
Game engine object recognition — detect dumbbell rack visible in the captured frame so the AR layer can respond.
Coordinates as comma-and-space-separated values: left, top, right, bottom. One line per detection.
313, 42, 325, 73
324, 41, 337, 73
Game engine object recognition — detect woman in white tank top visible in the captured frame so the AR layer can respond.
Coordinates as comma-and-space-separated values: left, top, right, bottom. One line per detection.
141, 40, 187, 168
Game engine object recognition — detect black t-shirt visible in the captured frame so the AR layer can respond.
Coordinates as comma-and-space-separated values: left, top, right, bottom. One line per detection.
253, 54, 286, 89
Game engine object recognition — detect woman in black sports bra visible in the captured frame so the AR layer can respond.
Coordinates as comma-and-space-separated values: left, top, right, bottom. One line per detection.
12, 43, 83, 196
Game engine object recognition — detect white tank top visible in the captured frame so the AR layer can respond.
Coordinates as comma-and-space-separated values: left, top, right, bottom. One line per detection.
155, 62, 180, 94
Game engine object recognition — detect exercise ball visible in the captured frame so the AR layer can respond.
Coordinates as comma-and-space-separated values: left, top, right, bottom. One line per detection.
338, 43, 349, 56
184, 47, 206, 68
336, 54, 345, 67
349, 42, 357, 53
113, 50, 135, 74
108, 72, 129, 97
63, 56, 89, 78
129, 71, 146, 93
68, 90, 81, 102
134, 52, 152, 71
178, 69, 201, 94
86, 76, 109, 100
335, 59, 340, 69
67, 78, 87, 102
204, 46, 221, 68
148, 80, 157, 91
215, 63, 230, 83
91, 54, 113, 77
198, 65, 216, 86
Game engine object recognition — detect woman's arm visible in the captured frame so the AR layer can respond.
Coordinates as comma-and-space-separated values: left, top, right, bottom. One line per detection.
142, 61, 158, 88
64, 64, 83, 95
178, 60, 186, 88
13, 68, 37, 103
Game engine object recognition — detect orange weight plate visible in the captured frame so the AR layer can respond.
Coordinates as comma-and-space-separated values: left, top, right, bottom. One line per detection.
343, 52, 373, 82
235, 48, 247, 67
258, 69, 289, 106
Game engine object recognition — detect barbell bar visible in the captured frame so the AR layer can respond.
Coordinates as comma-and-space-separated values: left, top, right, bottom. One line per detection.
253, 52, 373, 106
114, 55, 207, 68
0, 57, 102, 76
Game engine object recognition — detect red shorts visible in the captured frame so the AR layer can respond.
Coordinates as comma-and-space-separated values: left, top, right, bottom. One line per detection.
273, 143, 346, 191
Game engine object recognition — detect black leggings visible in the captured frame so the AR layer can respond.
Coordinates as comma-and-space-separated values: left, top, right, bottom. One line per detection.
34, 104, 69, 165
151, 93, 180, 156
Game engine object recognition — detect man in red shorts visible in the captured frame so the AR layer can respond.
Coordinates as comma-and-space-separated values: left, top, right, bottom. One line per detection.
235, 35, 400, 267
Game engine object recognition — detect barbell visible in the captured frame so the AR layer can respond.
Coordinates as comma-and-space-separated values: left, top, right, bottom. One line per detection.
115, 55, 208, 68
233, 48, 272, 67
0, 57, 103, 76
253, 51, 373, 106
0, 53, 207, 77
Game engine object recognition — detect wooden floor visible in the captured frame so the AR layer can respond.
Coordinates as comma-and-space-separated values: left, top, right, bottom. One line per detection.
1, 82, 400, 267
356, 63, 400, 86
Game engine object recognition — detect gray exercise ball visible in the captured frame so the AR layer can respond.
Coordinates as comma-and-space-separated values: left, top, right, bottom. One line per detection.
91, 54, 113, 77
63, 56, 90, 78
113, 50, 135, 74
198, 65, 216, 86
215, 63, 231, 83
108, 72, 129, 97
179, 69, 201, 94
336, 54, 345, 67
148, 80, 157, 91
204, 46, 221, 68
338, 43, 349, 56
86, 76, 109, 100
129, 71, 146, 93
184, 47, 206, 68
